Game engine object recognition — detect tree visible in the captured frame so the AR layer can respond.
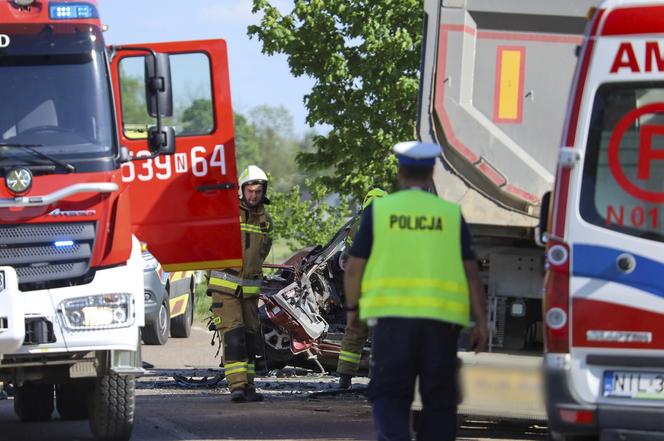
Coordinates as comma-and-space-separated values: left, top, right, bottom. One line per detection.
234, 112, 262, 172
249, 105, 302, 192
269, 179, 353, 250
248, 0, 423, 201
180, 98, 214, 135
119, 71, 153, 128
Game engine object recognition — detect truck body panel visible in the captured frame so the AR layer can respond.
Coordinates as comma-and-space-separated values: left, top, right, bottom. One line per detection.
417, 0, 600, 421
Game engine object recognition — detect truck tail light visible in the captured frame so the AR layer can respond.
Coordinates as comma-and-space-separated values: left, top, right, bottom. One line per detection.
544, 239, 570, 353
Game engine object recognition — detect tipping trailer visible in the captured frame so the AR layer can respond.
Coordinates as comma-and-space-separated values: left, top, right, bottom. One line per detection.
0, 1, 242, 439
416, 0, 599, 419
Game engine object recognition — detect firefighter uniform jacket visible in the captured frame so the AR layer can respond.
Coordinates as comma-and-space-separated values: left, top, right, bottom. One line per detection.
209, 199, 273, 297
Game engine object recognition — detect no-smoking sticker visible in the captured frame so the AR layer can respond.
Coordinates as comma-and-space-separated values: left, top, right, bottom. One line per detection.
609, 102, 664, 203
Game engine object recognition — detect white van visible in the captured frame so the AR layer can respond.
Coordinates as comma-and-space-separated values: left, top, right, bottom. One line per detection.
544, 1, 664, 440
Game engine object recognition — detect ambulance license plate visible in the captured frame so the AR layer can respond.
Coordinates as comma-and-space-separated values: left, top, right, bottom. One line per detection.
603, 371, 664, 400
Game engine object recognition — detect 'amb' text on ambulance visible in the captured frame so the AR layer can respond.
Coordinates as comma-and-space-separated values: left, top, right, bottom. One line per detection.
544, 1, 664, 440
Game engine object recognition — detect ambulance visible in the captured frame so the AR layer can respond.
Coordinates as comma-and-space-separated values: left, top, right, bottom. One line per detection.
544, 1, 664, 439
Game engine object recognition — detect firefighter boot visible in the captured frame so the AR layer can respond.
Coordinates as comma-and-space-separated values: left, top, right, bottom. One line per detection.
230, 388, 247, 403
339, 374, 352, 390
246, 386, 264, 402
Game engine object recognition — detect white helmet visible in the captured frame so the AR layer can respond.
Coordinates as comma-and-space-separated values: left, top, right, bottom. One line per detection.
239, 165, 270, 203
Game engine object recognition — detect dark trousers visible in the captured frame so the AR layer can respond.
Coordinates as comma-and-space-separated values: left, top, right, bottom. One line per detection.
368, 318, 459, 441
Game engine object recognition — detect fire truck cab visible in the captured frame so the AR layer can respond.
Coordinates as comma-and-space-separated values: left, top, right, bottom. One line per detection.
544, 1, 664, 439
0, 1, 242, 439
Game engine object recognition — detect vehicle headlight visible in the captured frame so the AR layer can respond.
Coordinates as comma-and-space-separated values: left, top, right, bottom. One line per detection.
60, 293, 134, 330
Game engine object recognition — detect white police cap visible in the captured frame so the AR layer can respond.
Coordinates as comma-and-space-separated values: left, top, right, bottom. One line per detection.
393, 141, 440, 167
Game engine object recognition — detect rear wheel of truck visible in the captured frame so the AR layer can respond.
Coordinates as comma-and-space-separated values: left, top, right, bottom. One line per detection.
89, 373, 135, 441
14, 382, 54, 422
56, 379, 93, 420
142, 300, 170, 345
170, 291, 193, 338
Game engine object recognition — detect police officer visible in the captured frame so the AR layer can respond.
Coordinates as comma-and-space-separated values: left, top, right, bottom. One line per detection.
208, 165, 273, 403
343, 141, 489, 441
337, 188, 388, 389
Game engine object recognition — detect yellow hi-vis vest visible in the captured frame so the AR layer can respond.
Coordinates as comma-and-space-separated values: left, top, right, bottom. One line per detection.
360, 190, 470, 326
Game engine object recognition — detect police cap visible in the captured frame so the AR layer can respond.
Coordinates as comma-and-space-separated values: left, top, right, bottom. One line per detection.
393, 141, 440, 167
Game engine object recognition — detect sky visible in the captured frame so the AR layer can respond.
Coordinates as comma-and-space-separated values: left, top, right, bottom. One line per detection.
99, 0, 314, 135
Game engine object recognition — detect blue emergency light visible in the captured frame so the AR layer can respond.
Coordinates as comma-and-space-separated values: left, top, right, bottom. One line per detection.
48, 3, 98, 20
54, 240, 74, 247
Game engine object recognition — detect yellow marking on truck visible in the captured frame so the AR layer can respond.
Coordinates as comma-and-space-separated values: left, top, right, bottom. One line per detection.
162, 259, 242, 272
497, 48, 524, 122
169, 294, 189, 318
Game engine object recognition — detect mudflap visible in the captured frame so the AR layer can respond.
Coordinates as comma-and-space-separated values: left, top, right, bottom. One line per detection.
0, 267, 25, 357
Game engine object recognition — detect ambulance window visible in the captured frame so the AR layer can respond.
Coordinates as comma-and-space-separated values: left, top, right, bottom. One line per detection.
580, 82, 664, 242
119, 53, 214, 139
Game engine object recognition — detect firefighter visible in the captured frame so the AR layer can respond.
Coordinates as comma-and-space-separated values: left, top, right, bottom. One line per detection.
208, 165, 273, 403
343, 141, 489, 441
337, 188, 387, 389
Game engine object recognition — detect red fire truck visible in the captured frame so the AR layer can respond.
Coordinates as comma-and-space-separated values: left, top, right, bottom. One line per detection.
0, 1, 241, 439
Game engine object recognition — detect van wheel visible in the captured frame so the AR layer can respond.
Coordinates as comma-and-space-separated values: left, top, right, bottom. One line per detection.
89, 373, 135, 441
171, 293, 193, 338
14, 382, 54, 422
56, 379, 92, 420
142, 300, 170, 345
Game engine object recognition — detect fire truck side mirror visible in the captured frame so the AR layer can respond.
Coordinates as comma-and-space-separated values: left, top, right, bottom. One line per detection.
148, 126, 176, 155
144, 52, 173, 118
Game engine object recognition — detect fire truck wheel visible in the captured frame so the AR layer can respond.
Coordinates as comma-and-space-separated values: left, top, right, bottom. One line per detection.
170, 291, 193, 338
89, 373, 135, 441
56, 379, 92, 420
14, 382, 54, 422
142, 300, 170, 345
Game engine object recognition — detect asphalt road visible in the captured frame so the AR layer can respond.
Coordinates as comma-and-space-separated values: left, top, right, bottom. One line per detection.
0, 327, 547, 441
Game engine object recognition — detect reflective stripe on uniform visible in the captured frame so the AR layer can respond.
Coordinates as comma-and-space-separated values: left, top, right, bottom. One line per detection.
242, 286, 260, 296
362, 278, 467, 295
224, 361, 248, 376
210, 271, 243, 284
209, 277, 239, 291
361, 295, 468, 315
240, 222, 271, 236
247, 363, 256, 375
338, 350, 361, 365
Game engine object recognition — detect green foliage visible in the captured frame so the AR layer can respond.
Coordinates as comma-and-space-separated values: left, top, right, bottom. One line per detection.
119, 70, 153, 127
249, 105, 301, 192
234, 112, 262, 172
180, 98, 214, 135
233, 105, 352, 251
193, 277, 212, 324
269, 179, 353, 250
248, 0, 423, 200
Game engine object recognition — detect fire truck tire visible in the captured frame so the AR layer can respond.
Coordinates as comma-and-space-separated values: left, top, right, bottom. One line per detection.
89, 373, 135, 441
170, 292, 193, 338
56, 379, 92, 420
14, 382, 54, 422
142, 300, 170, 345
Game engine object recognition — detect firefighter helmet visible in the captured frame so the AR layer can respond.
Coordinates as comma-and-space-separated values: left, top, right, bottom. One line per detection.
239, 165, 270, 204
362, 188, 388, 209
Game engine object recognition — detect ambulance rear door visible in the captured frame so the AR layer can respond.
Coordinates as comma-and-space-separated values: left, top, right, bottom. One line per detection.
566, 4, 664, 407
